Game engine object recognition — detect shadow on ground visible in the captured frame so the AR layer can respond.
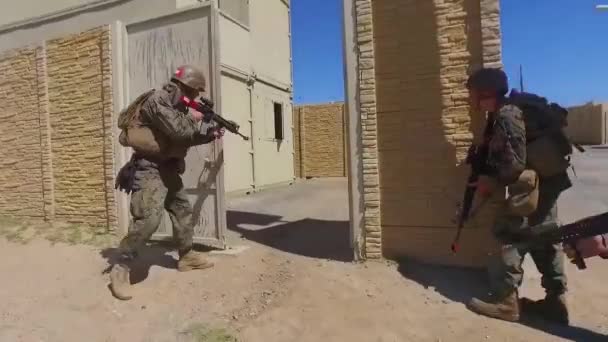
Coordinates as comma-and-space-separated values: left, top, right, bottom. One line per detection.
100, 245, 177, 284
397, 257, 606, 341
227, 210, 352, 262
397, 257, 489, 304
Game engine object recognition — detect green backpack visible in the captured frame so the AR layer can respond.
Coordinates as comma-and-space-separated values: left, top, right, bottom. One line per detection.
507, 90, 582, 177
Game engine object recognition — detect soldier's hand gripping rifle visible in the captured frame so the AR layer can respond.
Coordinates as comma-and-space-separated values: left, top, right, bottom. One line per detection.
181, 96, 250, 141
514, 211, 608, 270
451, 144, 491, 253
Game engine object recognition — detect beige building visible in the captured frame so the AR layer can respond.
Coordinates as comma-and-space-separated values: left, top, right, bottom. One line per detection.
0, 0, 294, 248
293, 102, 348, 178
566, 102, 608, 145
343, 0, 505, 266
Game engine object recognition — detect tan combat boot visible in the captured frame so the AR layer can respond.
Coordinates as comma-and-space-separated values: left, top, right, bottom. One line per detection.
177, 250, 214, 272
109, 263, 132, 300
467, 290, 520, 322
521, 294, 569, 325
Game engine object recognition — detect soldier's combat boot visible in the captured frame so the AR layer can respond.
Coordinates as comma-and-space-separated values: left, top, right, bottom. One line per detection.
521, 294, 569, 325
109, 263, 132, 300
177, 250, 214, 272
467, 290, 520, 322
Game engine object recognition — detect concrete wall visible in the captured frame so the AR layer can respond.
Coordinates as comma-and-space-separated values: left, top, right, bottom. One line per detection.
221, 73, 255, 193
219, 14, 251, 74
566, 103, 607, 145
250, 0, 292, 87
219, 0, 250, 26
0, 26, 116, 230
347, 0, 504, 266
0, 0, 212, 52
251, 82, 295, 189
218, 0, 295, 195
0, 0, 99, 27
293, 103, 348, 178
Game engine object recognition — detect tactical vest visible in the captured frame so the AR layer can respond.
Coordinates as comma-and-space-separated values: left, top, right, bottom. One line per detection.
117, 89, 189, 160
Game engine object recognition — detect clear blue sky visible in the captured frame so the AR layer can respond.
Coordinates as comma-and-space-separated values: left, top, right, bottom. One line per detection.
291, 0, 608, 107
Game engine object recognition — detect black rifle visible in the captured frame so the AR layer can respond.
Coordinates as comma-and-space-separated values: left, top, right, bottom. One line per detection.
451, 143, 490, 253
182, 96, 250, 141
515, 211, 608, 270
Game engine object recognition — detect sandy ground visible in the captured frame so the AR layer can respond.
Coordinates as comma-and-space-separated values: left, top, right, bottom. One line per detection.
2, 149, 608, 342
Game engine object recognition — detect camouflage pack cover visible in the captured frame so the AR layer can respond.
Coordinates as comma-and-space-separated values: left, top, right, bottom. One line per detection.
507, 90, 574, 177
117, 89, 173, 156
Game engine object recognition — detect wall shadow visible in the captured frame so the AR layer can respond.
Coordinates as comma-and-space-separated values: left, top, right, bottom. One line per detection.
227, 210, 353, 262
397, 258, 606, 341
396, 257, 489, 304
519, 316, 607, 342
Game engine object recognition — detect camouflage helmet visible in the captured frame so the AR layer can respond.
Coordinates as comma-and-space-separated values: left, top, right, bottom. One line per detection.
171, 65, 206, 92
466, 67, 509, 96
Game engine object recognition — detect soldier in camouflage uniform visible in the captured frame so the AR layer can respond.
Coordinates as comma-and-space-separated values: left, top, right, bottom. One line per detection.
464, 68, 571, 324
111, 65, 224, 300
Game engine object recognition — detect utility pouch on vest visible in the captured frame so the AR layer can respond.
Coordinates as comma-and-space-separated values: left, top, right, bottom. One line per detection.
507, 169, 539, 217
119, 127, 166, 155
118, 89, 158, 152
526, 135, 571, 177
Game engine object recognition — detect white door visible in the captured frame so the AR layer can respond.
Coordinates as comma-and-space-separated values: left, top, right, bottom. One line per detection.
125, 6, 226, 248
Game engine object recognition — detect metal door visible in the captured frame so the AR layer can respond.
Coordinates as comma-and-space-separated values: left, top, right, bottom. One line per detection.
125, 5, 226, 249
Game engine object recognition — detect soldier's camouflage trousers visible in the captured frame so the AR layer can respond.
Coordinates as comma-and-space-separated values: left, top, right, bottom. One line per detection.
117, 157, 194, 260
488, 176, 568, 298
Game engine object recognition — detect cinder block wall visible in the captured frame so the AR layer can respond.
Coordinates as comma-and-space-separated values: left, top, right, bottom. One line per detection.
566, 103, 606, 145
361, 0, 503, 266
0, 26, 117, 231
293, 103, 348, 178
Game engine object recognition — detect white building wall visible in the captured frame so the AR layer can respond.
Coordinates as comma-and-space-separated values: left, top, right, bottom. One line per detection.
250, 0, 292, 86
0, 0, 99, 27
218, 0, 294, 194
220, 74, 255, 193
219, 14, 251, 74
251, 82, 295, 188
0, 0, 214, 51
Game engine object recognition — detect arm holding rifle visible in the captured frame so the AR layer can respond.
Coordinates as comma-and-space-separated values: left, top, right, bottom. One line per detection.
182, 96, 249, 141
564, 234, 608, 263
511, 211, 608, 267
451, 107, 527, 252
190, 109, 225, 146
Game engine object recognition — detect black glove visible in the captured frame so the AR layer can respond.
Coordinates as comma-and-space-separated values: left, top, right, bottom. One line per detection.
115, 159, 138, 194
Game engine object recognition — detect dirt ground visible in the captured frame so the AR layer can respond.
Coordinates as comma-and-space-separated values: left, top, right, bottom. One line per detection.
2, 150, 608, 341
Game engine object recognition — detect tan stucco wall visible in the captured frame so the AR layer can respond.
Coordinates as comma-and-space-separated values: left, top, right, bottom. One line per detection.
352, 0, 504, 266
219, 0, 295, 195
566, 103, 606, 145
293, 103, 347, 178
293, 106, 302, 178
0, 25, 116, 230
0, 47, 45, 218
250, 0, 291, 87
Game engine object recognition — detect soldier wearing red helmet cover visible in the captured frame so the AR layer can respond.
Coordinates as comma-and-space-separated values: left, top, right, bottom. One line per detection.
111, 65, 224, 300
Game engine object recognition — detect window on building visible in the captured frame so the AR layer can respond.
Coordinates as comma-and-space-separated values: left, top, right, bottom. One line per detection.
273, 102, 284, 140
218, 0, 250, 26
